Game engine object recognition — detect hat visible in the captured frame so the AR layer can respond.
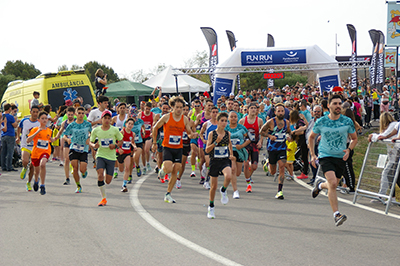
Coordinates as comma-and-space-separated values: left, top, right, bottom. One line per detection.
239, 95, 244, 98
229, 92, 235, 97
84, 104, 91, 110
65, 99, 73, 106
101, 110, 112, 118
73, 99, 80, 104
220, 103, 227, 108
203, 91, 210, 98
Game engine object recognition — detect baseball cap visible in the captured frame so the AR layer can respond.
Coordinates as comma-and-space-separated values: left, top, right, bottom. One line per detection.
65, 99, 73, 106
84, 104, 91, 110
220, 103, 226, 108
101, 110, 112, 118
229, 92, 235, 97
239, 95, 244, 98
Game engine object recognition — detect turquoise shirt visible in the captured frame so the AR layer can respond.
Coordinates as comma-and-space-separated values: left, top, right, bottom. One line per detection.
225, 124, 248, 152
132, 118, 145, 144
63, 120, 92, 153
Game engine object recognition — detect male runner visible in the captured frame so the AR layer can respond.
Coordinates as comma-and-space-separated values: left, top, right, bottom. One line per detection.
188, 99, 203, 178
260, 103, 291, 199
18, 106, 40, 191
153, 102, 170, 182
139, 102, 155, 174
152, 96, 197, 203
309, 94, 357, 226
112, 102, 128, 178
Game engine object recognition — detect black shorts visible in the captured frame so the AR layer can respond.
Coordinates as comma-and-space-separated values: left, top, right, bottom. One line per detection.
96, 157, 115, 176
182, 145, 191, 157
64, 141, 70, 149
209, 158, 231, 177
163, 147, 183, 164
319, 157, 345, 179
268, 150, 287, 165
143, 137, 151, 142
117, 153, 131, 164
69, 151, 88, 163
136, 142, 143, 150
245, 142, 259, 164
233, 151, 244, 163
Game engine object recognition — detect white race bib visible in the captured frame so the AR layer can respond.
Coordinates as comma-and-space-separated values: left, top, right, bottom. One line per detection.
275, 132, 286, 142
37, 140, 49, 149
214, 146, 229, 158
231, 138, 240, 148
72, 143, 85, 152
27, 141, 34, 148
122, 141, 131, 150
160, 131, 164, 138
168, 135, 181, 145
182, 131, 188, 140
248, 132, 256, 141
144, 124, 151, 131
134, 135, 140, 142
101, 138, 113, 148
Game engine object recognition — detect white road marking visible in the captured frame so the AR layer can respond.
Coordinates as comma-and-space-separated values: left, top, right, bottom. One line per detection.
293, 177, 400, 220
130, 175, 243, 266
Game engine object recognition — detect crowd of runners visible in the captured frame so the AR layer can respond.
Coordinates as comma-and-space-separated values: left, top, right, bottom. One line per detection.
2, 76, 400, 226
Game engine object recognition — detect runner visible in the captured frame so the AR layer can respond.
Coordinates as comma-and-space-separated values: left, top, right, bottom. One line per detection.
226, 111, 251, 199
309, 94, 358, 226
90, 110, 123, 206
139, 102, 155, 174
112, 102, 128, 178
62, 106, 92, 193
117, 117, 137, 192
239, 102, 263, 193
153, 103, 170, 182
176, 104, 195, 189
188, 99, 202, 178
17, 106, 40, 191
260, 103, 291, 199
151, 96, 197, 203
26, 111, 57, 195
205, 112, 235, 219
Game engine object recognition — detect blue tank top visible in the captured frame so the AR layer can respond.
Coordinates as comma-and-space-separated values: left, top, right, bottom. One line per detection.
267, 118, 288, 151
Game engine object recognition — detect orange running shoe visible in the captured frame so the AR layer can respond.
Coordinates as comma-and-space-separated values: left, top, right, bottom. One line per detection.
98, 198, 107, 206
246, 184, 252, 193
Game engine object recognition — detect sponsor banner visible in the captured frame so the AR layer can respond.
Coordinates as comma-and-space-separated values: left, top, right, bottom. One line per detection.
376, 31, 385, 93
384, 48, 397, 67
263, 72, 284, 79
241, 49, 306, 66
387, 2, 400, 46
213, 78, 233, 105
319, 75, 339, 93
335, 55, 371, 64
347, 24, 357, 90
201, 27, 218, 87
267, 34, 275, 48
369, 29, 380, 89
226, 30, 241, 91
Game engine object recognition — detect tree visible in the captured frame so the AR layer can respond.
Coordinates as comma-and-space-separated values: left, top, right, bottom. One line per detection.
0, 74, 18, 100
58, 65, 68, 72
1, 60, 41, 80
183, 50, 211, 85
83, 61, 119, 86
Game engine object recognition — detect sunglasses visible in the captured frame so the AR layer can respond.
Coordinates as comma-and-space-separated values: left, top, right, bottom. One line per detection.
194, 105, 201, 107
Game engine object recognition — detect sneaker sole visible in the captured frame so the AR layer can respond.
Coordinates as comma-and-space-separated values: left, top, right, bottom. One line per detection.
335, 216, 347, 226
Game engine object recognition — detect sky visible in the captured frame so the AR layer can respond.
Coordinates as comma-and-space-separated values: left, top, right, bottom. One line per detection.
0, 0, 388, 80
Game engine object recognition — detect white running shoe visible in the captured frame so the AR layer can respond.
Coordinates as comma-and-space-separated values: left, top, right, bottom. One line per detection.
146, 163, 151, 172
207, 206, 215, 219
190, 171, 196, 178
203, 181, 211, 190
176, 179, 182, 189
201, 164, 207, 179
220, 187, 229, 205
233, 190, 240, 199
164, 193, 176, 203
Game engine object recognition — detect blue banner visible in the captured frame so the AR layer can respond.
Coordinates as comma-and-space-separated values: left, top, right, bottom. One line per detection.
213, 78, 233, 105
241, 49, 306, 66
319, 75, 339, 93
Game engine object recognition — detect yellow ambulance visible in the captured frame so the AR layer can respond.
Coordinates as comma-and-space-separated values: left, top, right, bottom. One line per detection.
1, 69, 97, 118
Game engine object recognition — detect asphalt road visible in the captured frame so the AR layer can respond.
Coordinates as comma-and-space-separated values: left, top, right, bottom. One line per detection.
1, 156, 399, 266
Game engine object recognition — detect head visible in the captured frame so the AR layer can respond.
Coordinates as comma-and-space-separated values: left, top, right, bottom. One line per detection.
220, 103, 227, 112
43, 104, 52, 114
274, 103, 285, 120
97, 96, 109, 110
312, 105, 322, 119
38, 111, 48, 126
228, 111, 238, 125
95, 68, 105, 78
233, 101, 239, 112
227, 98, 234, 110
211, 106, 219, 119
67, 106, 75, 120
76, 106, 85, 120
125, 117, 134, 131
205, 99, 213, 112
169, 96, 185, 116
183, 104, 189, 116
101, 110, 112, 126
33, 91, 40, 99
248, 103, 258, 116
145, 102, 152, 114
379, 112, 395, 133
30, 106, 40, 120
328, 94, 343, 116
161, 103, 170, 114
217, 112, 228, 128
193, 99, 201, 111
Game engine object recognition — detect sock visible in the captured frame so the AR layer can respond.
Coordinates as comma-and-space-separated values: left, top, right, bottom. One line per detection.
166, 192, 170, 196
99, 185, 106, 199
40, 184, 45, 188
209, 201, 214, 208
318, 183, 323, 190
177, 178, 180, 180
278, 184, 283, 192
137, 165, 140, 169
191, 165, 195, 171
123, 180, 128, 187
76, 181, 81, 188
333, 211, 340, 218
114, 167, 118, 172
246, 178, 251, 184
221, 186, 226, 193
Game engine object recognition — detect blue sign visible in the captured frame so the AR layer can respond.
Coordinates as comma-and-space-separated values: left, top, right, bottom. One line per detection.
241, 49, 307, 66
214, 78, 233, 105
319, 75, 339, 93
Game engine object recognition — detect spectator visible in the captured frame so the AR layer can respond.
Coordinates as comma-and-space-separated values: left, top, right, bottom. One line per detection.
94, 69, 108, 98
1, 103, 18, 171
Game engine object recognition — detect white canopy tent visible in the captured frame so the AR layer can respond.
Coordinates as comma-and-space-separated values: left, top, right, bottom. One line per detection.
144, 66, 210, 93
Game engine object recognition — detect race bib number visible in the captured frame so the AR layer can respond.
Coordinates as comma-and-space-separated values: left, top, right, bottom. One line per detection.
231, 138, 240, 148
144, 123, 151, 131
134, 135, 140, 142
196, 124, 201, 131
37, 140, 49, 149
72, 143, 85, 152
160, 131, 164, 138
275, 132, 286, 142
101, 138, 113, 147
27, 141, 34, 148
214, 146, 229, 158
182, 131, 188, 140
122, 141, 131, 150
248, 132, 256, 141
169, 135, 181, 145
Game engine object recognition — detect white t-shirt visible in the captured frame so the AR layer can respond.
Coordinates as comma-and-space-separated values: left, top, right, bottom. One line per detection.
19, 118, 41, 150
88, 108, 104, 129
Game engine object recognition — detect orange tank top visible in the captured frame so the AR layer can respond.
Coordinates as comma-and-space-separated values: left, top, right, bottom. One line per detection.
162, 114, 185, 149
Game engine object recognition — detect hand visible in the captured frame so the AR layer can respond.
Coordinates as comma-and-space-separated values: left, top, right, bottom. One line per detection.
86, 138, 90, 145
133, 146, 137, 152
310, 154, 318, 168
216, 134, 224, 143
189, 132, 198, 139
118, 148, 123, 155
16, 137, 20, 144
67, 138, 71, 145
235, 144, 242, 150
257, 141, 262, 149
269, 135, 277, 141
151, 143, 157, 153
377, 135, 385, 140
392, 138, 399, 143
109, 144, 116, 150
343, 149, 350, 161
93, 142, 100, 149
229, 154, 235, 161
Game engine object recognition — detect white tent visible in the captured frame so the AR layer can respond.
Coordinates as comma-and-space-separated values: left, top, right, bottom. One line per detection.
144, 66, 210, 93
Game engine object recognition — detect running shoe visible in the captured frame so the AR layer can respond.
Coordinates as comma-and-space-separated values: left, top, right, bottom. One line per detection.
59, 162, 64, 167
128, 175, 132, 184
69, 164, 74, 174
297, 173, 308, 179
113, 172, 118, 179
26, 182, 32, 191
93, 162, 96, 168
246, 184, 252, 193
20, 167, 27, 180
82, 171, 88, 179
164, 175, 170, 182
263, 159, 269, 172
199, 177, 205, 185
75, 186, 82, 193
164, 193, 176, 203
233, 190, 240, 199
33, 182, 39, 192
98, 198, 107, 206
142, 167, 147, 176
40, 186, 46, 195
176, 179, 182, 189
312, 180, 323, 198
220, 187, 229, 205
136, 167, 142, 177
146, 163, 151, 172
121, 186, 128, 193
334, 213, 347, 226
203, 181, 210, 190
275, 191, 284, 200
158, 167, 165, 180
154, 167, 159, 174
201, 166, 207, 179
63, 178, 70, 185
160, 178, 165, 183
207, 206, 215, 219
190, 171, 196, 178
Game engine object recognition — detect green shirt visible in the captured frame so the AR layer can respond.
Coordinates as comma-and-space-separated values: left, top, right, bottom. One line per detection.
90, 126, 123, 161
